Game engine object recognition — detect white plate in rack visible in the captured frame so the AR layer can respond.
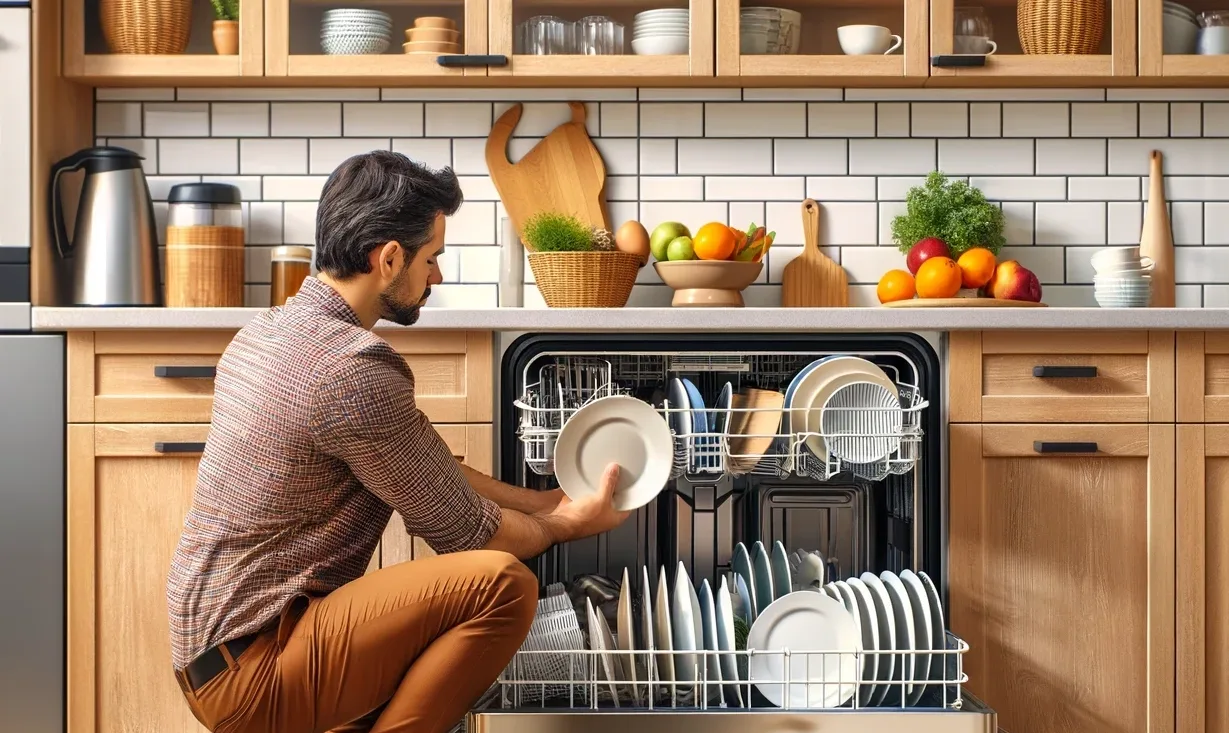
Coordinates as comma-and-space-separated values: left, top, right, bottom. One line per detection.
672, 564, 700, 693
751, 541, 775, 616
698, 579, 726, 705
716, 575, 744, 707
654, 568, 676, 692
732, 542, 758, 621
898, 570, 933, 705
586, 597, 623, 705
879, 571, 917, 706
859, 572, 897, 706
845, 576, 881, 706
554, 394, 673, 512
770, 541, 792, 601
916, 571, 949, 690
747, 590, 862, 708
617, 567, 641, 704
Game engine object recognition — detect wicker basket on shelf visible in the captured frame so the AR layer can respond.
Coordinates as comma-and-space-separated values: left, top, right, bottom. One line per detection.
100, 0, 193, 55
528, 251, 641, 308
1017, 0, 1105, 54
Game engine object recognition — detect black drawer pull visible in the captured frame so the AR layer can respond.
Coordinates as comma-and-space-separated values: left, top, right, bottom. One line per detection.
155, 442, 206, 453
930, 54, 987, 68
1033, 365, 1098, 378
1033, 441, 1098, 454
155, 365, 216, 379
437, 54, 508, 68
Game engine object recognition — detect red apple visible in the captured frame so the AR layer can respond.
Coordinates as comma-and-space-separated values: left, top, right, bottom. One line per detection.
907, 237, 951, 275
983, 260, 1043, 302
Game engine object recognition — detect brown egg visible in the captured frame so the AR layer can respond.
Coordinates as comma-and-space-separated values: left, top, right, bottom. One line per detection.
614, 220, 651, 267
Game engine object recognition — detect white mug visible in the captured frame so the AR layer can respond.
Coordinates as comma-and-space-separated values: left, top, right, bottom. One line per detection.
837, 25, 903, 55
954, 34, 997, 54
1198, 26, 1229, 55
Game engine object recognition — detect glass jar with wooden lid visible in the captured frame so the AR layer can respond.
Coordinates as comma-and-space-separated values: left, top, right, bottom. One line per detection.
270, 246, 313, 306
165, 183, 244, 307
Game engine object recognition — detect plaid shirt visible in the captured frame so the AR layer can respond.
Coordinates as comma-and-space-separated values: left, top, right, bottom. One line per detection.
166, 276, 502, 670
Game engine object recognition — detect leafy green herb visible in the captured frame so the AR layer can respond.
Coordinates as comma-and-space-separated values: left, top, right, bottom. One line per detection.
210, 0, 239, 21
890, 171, 1005, 257
522, 212, 594, 253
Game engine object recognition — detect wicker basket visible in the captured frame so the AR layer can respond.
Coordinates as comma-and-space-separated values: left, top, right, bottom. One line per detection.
100, 0, 193, 55
1017, 0, 1105, 54
528, 251, 641, 308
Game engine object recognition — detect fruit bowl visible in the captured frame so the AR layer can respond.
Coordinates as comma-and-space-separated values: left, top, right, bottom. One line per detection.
653, 260, 762, 307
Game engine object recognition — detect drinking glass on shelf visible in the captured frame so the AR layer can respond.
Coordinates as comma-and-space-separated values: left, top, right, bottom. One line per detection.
576, 16, 625, 55
516, 15, 573, 54
953, 6, 993, 38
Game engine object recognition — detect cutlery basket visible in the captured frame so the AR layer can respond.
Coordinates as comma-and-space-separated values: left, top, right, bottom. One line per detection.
473, 333, 996, 730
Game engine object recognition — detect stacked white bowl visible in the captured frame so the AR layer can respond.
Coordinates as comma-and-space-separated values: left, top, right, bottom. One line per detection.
1163, 1, 1199, 53
321, 9, 393, 55
1092, 246, 1153, 308
740, 6, 801, 54
632, 8, 689, 55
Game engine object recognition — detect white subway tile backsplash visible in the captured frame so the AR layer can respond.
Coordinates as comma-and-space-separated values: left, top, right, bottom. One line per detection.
271, 103, 342, 137
774, 139, 846, 175
706, 103, 806, 137
159, 139, 237, 175
240, 139, 308, 175
678, 139, 772, 175
115, 89, 1229, 306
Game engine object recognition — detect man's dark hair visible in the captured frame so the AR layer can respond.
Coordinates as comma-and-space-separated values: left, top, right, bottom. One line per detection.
314, 150, 464, 279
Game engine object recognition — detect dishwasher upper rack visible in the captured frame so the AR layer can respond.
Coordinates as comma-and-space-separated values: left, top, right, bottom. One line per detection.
513, 357, 927, 483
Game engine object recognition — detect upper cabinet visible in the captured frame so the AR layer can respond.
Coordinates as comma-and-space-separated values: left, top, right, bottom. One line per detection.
63, 0, 264, 79
929, 0, 1136, 79
487, 0, 714, 77
1139, 0, 1229, 77
715, 0, 929, 80
265, 0, 491, 78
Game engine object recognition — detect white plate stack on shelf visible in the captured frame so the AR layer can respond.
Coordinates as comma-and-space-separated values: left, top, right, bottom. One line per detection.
320, 9, 393, 55
740, 7, 802, 55
1163, 1, 1200, 53
632, 8, 690, 55
1092, 246, 1153, 308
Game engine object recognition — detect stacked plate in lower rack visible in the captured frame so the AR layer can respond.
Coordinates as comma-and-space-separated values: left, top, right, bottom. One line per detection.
502, 547, 961, 710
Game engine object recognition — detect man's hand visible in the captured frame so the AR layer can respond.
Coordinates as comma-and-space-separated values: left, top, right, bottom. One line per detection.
554, 463, 632, 540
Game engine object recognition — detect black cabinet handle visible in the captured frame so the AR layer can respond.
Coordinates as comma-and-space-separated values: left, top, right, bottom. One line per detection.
1032, 365, 1098, 378
1033, 441, 1098, 454
931, 54, 987, 68
155, 365, 216, 379
437, 54, 508, 68
155, 442, 206, 453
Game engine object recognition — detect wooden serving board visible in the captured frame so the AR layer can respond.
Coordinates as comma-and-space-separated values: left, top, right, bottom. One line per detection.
485, 101, 609, 249
781, 198, 848, 307
882, 298, 1047, 308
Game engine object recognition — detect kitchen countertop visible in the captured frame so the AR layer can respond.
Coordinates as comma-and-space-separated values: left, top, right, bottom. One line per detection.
30, 305, 1229, 331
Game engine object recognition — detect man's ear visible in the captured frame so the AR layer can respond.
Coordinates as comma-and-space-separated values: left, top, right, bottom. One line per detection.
373, 241, 401, 277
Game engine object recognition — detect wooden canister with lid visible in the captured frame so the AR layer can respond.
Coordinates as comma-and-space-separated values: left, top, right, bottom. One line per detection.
164, 182, 245, 307
271, 246, 313, 306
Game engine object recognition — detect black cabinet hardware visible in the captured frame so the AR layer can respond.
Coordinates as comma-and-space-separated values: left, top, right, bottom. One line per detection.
930, 54, 987, 67
1033, 441, 1098, 454
155, 442, 206, 453
154, 365, 216, 379
437, 54, 508, 68
1032, 365, 1098, 378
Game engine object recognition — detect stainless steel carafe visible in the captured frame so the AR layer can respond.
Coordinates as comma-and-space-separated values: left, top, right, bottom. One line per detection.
49, 146, 162, 306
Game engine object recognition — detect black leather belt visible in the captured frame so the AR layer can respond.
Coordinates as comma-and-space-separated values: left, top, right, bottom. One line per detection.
182, 632, 261, 692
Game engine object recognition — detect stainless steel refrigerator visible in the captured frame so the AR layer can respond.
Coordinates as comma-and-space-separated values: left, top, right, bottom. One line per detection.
0, 334, 65, 733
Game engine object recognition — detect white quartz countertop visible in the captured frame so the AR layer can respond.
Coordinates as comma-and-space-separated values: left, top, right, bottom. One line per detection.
29, 305, 1229, 332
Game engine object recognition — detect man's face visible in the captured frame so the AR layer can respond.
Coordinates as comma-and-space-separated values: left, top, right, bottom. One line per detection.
379, 212, 446, 326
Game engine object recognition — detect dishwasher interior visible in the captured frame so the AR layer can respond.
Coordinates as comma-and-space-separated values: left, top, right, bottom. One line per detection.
469, 333, 995, 731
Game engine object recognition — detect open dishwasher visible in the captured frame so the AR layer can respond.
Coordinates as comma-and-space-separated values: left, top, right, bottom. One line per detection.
466, 333, 997, 733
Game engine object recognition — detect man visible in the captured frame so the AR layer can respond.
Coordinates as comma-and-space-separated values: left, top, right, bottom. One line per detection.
166, 150, 630, 733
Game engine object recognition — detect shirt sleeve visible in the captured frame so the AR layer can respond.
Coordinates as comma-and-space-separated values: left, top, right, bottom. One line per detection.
308, 346, 502, 555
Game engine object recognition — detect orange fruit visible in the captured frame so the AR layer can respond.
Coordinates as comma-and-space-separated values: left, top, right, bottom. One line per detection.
956, 247, 997, 289
877, 269, 916, 304
915, 256, 962, 299
692, 222, 737, 260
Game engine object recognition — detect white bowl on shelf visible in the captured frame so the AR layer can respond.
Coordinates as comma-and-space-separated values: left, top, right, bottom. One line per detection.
632, 35, 689, 54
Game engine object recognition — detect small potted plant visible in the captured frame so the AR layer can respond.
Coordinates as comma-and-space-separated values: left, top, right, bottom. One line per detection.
210, 0, 240, 55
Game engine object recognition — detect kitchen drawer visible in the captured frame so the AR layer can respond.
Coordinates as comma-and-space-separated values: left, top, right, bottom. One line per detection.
948, 330, 1175, 423
1176, 331, 1229, 423
67, 329, 493, 424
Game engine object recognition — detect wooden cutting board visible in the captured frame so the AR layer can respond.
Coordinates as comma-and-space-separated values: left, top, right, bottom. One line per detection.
485, 101, 609, 249
1139, 150, 1175, 307
882, 298, 1047, 308
781, 199, 848, 307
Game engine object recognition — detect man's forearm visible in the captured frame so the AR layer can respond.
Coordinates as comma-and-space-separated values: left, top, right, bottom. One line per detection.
461, 465, 560, 515
483, 507, 574, 560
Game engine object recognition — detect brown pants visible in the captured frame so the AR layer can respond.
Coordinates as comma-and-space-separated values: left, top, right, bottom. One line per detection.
177, 550, 538, 733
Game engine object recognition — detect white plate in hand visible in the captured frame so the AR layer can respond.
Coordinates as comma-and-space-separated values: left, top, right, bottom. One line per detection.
748, 591, 862, 709
555, 394, 672, 511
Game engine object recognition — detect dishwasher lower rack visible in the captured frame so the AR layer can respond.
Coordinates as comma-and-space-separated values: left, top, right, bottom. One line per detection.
513, 354, 927, 483
467, 633, 995, 732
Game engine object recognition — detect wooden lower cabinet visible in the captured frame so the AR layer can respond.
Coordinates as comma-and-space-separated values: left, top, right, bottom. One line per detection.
1176, 425, 1229, 733
67, 422, 492, 733
949, 423, 1175, 733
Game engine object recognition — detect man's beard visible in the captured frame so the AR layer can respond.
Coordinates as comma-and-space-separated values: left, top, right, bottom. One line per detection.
379, 279, 429, 326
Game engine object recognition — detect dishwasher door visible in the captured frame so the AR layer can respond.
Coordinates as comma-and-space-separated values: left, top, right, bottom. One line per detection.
0, 334, 66, 733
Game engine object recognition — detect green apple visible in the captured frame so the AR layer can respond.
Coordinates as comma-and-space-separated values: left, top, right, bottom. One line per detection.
666, 236, 696, 261
650, 222, 690, 262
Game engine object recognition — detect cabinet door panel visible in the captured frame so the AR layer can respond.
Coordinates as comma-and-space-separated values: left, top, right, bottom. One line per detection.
950, 423, 1175, 733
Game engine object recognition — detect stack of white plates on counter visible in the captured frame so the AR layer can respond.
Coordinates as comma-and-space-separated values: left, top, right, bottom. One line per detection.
632, 8, 689, 55
321, 9, 392, 55
1092, 246, 1153, 308
1163, 1, 1199, 53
